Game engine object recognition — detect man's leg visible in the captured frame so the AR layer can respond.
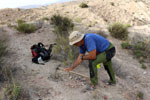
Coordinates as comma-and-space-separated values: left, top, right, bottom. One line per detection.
89, 52, 107, 86
103, 60, 116, 84
89, 60, 98, 86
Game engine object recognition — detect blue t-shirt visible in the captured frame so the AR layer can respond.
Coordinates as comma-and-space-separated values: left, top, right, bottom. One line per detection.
79, 33, 110, 54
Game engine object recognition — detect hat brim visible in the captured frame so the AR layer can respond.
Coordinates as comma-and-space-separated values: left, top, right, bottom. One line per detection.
69, 34, 84, 45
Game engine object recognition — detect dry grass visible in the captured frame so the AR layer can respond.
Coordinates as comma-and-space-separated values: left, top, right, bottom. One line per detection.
15, 19, 36, 33
51, 15, 78, 64
5, 81, 21, 100
108, 22, 129, 40
79, 3, 89, 8
121, 40, 150, 69
0, 34, 11, 82
51, 15, 74, 36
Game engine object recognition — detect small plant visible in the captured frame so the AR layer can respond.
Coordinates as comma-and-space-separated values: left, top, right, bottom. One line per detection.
79, 3, 88, 8
133, 50, 143, 58
42, 17, 49, 21
139, 57, 144, 63
137, 92, 144, 99
108, 22, 129, 40
133, 42, 145, 51
141, 63, 147, 69
16, 19, 36, 33
51, 15, 74, 36
17, 19, 25, 24
121, 42, 131, 49
5, 81, 21, 100
110, 2, 115, 6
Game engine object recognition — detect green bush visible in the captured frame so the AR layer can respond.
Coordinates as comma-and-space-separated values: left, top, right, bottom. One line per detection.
137, 92, 144, 99
51, 15, 74, 36
133, 50, 143, 58
133, 42, 145, 51
121, 42, 131, 49
108, 22, 129, 40
79, 3, 88, 8
16, 20, 36, 33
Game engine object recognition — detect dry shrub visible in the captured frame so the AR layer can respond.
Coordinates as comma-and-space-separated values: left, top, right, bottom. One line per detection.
51, 15, 74, 36
15, 19, 36, 33
79, 3, 88, 8
51, 15, 78, 64
108, 22, 129, 40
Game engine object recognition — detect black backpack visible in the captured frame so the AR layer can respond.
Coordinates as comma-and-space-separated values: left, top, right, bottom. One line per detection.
31, 42, 56, 64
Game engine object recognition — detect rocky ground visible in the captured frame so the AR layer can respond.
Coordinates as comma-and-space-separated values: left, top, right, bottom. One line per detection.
0, 0, 150, 100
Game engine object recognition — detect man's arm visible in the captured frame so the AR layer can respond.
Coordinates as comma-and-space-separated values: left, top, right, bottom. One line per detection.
65, 54, 84, 72
82, 49, 96, 60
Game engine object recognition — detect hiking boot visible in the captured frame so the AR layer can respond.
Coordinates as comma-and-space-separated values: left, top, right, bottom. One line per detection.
106, 80, 116, 85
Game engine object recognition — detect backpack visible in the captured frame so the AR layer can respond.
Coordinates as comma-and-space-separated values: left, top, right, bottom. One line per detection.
31, 42, 56, 64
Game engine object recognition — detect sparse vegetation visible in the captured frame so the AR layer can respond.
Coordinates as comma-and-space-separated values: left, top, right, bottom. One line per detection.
42, 17, 49, 21
110, 2, 115, 6
5, 81, 22, 100
121, 41, 132, 49
79, 3, 88, 8
137, 92, 144, 99
0, 35, 10, 82
17, 19, 26, 24
121, 41, 149, 69
108, 22, 129, 40
51, 15, 78, 64
0, 34, 27, 100
16, 19, 36, 33
141, 63, 147, 69
51, 15, 74, 36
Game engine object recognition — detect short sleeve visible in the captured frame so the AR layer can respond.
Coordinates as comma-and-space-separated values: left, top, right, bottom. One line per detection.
85, 37, 96, 52
79, 46, 86, 54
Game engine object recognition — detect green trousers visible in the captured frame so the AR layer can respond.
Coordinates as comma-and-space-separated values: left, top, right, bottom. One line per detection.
88, 43, 116, 85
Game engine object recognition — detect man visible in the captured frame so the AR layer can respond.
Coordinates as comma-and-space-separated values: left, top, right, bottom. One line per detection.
65, 31, 116, 87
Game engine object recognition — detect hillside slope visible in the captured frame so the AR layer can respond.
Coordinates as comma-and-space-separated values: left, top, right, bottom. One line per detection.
0, 0, 150, 100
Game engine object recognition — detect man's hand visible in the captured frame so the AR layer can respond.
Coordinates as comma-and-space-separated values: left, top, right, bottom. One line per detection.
65, 67, 73, 72
65, 54, 84, 72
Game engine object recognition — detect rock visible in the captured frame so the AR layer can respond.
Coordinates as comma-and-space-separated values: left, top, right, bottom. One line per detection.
143, 71, 147, 75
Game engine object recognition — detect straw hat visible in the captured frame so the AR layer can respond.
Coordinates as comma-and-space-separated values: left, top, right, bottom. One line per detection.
69, 31, 85, 45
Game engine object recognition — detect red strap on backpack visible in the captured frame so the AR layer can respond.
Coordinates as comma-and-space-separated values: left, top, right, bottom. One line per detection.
31, 49, 38, 57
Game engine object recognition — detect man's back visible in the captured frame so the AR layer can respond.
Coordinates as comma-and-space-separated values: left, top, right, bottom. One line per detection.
80, 33, 110, 54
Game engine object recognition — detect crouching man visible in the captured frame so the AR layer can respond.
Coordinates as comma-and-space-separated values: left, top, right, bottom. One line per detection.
65, 31, 116, 88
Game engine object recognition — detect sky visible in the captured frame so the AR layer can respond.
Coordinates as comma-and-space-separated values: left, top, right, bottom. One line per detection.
0, 0, 73, 9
